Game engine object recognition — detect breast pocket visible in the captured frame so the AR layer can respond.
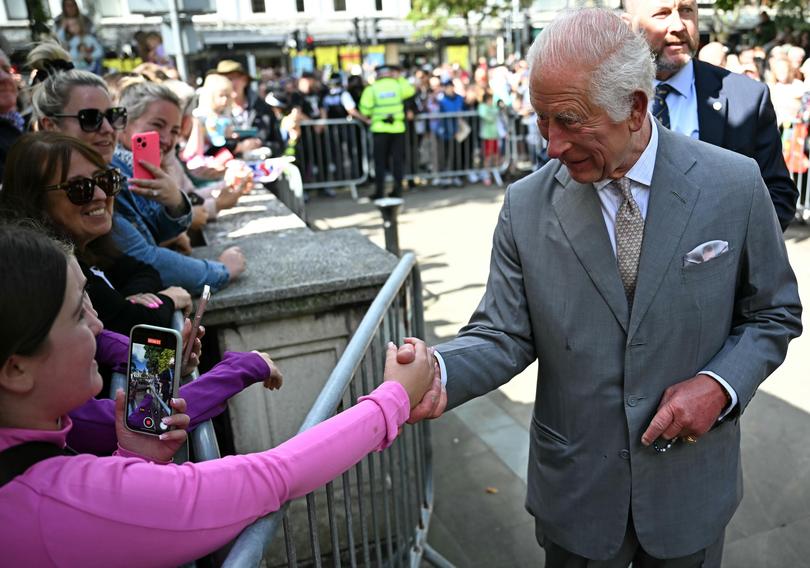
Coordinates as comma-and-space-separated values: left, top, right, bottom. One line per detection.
681, 248, 736, 283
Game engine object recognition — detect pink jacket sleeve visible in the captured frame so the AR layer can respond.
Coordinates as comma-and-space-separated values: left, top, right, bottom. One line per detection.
4, 381, 410, 567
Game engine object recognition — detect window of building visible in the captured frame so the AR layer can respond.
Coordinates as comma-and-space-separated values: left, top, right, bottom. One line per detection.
334, 0, 346, 10
5, 0, 31, 20
251, 0, 266, 12
375, 0, 383, 11
97, 0, 124, 17
296, 0, 305, 12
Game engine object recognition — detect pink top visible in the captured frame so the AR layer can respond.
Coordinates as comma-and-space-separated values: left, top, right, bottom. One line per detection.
0, 381, 410, 567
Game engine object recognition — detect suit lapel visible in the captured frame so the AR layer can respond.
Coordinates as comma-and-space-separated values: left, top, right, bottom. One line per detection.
694, 60, 727, 148
628, 128, 700, 340
553, 168, 629, 333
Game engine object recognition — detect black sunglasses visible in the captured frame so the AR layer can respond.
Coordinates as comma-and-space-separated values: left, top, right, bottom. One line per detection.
48, 107, 128, 133
44, 169, 125, 205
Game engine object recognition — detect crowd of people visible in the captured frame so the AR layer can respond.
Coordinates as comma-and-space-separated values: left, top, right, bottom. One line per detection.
0, 27, 440, 567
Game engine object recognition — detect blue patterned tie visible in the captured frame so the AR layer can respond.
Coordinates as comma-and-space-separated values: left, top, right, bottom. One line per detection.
652, 83, 673, 129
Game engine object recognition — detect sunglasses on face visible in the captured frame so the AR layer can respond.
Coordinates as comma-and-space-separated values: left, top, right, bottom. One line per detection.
49, 107, 128, 132
44, 168, 125, 205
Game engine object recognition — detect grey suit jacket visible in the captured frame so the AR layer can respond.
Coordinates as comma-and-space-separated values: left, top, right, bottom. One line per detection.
436, 125, 802, 560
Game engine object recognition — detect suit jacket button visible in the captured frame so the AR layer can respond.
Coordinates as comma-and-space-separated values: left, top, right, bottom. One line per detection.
619, 449, 630, 460
626, 395, 638, 407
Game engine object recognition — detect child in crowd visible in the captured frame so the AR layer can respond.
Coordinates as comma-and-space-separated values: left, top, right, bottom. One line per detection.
477, 91, 500, 186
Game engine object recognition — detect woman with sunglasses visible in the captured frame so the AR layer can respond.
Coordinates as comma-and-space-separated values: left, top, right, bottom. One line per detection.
28, 44, 242, 296
0, 132, 191, 337
0, 223, 435, 567
110, 80, 245, 295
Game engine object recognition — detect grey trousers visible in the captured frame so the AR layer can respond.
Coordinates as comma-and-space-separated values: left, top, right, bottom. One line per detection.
537, 518, 724, 568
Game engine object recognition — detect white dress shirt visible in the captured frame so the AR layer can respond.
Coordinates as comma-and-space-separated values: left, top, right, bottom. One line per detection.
651, 62, 700, 140
435, 117, 737, 420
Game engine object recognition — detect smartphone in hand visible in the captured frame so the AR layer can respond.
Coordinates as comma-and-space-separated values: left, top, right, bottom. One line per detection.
182, 284, 210, 369
125, 324, 182, 436
131, 131, 161, 180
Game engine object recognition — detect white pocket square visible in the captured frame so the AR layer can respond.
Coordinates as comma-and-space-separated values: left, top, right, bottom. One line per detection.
683, 240, 729, 267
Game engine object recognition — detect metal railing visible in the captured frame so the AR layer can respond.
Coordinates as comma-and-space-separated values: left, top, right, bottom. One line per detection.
401, 110, 511, 187
297, 118, 370, 199
223, 253, 453, 568
783, 117, 809, 224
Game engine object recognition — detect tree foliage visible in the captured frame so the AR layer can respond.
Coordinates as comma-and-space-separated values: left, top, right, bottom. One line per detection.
713, 0, 806, 26
408, 0, 534, 38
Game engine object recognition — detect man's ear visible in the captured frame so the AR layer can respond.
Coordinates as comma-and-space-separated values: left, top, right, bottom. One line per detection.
0, 355, 36, 395
628, 90, 648, 132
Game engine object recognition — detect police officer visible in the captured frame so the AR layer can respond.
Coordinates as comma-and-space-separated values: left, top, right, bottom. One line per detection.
359, 64, 415, 199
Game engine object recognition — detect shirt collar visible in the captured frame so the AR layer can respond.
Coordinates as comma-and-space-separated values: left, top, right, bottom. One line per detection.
0, 415, 72, 452
593, 114, 659, 191
654, 61, 693, 98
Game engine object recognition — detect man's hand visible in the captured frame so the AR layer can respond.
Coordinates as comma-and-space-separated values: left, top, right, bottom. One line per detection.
641, 374, 730, 446
383, 338, 434, 409
393, 338, 447, 423
114, 389, 189, 463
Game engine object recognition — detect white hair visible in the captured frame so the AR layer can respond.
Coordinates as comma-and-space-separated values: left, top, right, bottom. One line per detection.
526, 8, 654, 121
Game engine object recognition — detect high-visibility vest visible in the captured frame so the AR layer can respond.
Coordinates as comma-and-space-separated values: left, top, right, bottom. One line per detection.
359, 77, 415, 134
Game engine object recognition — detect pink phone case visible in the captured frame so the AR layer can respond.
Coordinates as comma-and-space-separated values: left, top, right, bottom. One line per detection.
131, 131, 161, 180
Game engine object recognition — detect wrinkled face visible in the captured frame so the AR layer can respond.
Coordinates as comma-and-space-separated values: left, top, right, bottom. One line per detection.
0, 54, 18, 114
123, 99, 182, 161
45, 151, 114, 247
32, 257, 103, 418
47, 86, 117, 163
627, 0, 699, 79
530, 67, 641, 184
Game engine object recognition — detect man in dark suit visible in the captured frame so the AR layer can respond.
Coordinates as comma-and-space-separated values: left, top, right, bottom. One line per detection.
623, 0, 798, 230
406, 8, 802, 566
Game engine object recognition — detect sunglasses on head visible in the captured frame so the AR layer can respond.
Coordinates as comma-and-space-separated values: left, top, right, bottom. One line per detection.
48, 107, 128, 132
44, 168, 125, 205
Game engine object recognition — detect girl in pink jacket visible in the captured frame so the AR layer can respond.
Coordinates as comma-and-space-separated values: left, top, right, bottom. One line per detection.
0, 223, 435, 567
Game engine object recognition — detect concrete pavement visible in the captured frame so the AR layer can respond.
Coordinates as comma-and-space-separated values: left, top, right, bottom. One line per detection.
306, 183, 810, 568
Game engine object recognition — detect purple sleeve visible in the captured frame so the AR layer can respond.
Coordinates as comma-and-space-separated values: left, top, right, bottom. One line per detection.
8, 382, 410, 566
95, 330, 129, 374
67, 351, 270, 455
182, 351, 270, 428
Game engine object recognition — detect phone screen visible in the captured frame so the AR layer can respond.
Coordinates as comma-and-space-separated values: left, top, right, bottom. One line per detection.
126, 326, 180, 435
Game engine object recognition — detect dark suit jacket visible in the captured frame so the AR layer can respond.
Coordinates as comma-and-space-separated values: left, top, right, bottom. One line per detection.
693, 60, 797, 230
436, 125, 802, 559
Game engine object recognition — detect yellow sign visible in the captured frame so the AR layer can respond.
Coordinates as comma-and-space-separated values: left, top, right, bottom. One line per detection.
314, 46, 339, 69
445, 45, 469, 70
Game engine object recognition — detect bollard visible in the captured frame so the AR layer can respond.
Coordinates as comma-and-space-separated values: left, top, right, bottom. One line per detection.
374, 197, 404, 256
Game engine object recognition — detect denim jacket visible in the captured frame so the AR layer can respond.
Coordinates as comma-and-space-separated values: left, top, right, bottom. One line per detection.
111, 145, 230, 294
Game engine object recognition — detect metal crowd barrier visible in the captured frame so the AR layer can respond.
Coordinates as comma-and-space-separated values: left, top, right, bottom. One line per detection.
507, 111, 548, 175
223, 253, 453, 568
783, 117, 810, 224
401, 110, 511, 187
298, 118, 370, 199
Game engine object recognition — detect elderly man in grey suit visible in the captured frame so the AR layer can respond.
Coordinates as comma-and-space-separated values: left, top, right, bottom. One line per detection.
406, 8, 802, 567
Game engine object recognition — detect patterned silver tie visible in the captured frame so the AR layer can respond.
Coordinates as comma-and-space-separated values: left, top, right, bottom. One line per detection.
613, 177, 644, 303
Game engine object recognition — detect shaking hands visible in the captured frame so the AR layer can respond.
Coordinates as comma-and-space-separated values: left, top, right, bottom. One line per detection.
383, 337, 447, 422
